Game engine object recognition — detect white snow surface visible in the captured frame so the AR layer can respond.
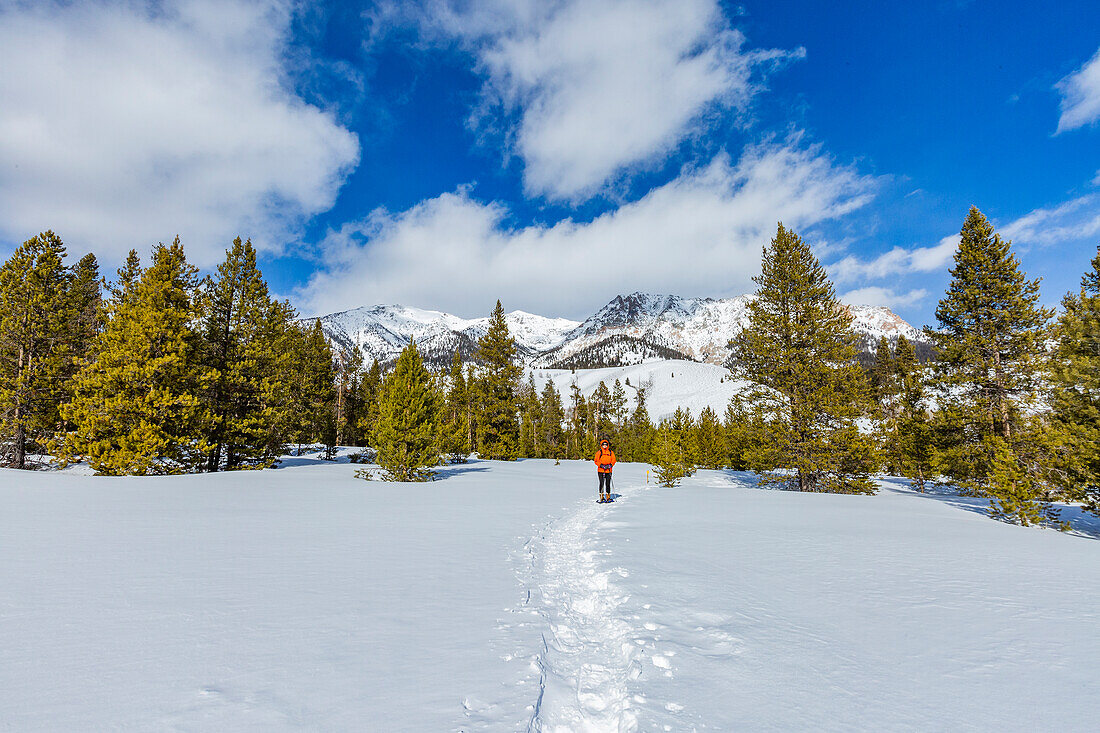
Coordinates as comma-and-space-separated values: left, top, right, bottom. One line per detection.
529, 360, 745, 420
3, 460, 1099, 731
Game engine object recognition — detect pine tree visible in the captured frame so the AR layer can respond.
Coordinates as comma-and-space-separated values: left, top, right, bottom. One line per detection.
870, 336, 903, 474
623, 379, 655, 463
334, 345, 364, 446
61, 238, 213, 474
732, 223, 876, 493
292, 320, 336, 449
929, 207, 1053, 524
723, 398, 753, 470
610, 380, 628, 430
673, 407, 698, 467
357, 359, 383, 448
113, 249, 142, 299
695, 405, 724, 469
652, 411, 695, 487
67, 253, 103, 368
1048, 245, 1100, 513
870, 335, 894, 404
892, 336, 936, 492
440, 351, 470, 460
373, 341, 440, 481
567, 381, 586, 459
539, 379, 566, 462
464, 363, 481, 456
476, 300, 521, 460
200, 237, 288, 470
0, 231, 73, 468
519, 376, 541, 457
57, 252, 104, 436
592, 381, 614, 440
256, 299, 314, 458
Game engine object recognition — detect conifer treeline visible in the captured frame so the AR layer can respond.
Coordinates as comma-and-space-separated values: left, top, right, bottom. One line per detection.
0, 234, 336, 473
3, 209, 1099, 526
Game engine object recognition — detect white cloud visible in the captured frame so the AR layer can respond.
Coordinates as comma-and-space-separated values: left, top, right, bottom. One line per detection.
0, 0, 359, 265
829, 188, 1100, 288
840, 286, 929, 309
829, 235, 959, 284
1000, 193, 1100, 246
419, 0, 801, 201
299, 142, 874, 318
1056, 46, 1100, 133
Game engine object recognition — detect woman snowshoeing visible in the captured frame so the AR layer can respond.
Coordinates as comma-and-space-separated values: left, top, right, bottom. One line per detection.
594, 439, 616, 503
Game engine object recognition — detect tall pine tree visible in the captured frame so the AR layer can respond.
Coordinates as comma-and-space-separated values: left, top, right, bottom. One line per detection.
732, 223, 875, 493
0, 231, 73, 468
200, 237, 288, 470
61, 238, 213, 474
892, 336, 936, 492
440, 351, 469, 460
333, 345, 364, 446
373, 341, 440, 481
357, 359, 383, 449
929, 207, 1053, 523
519, 375, 541, 457
475, 300, 521, 460
694, 405, 724, 469
539, 379, 566, 462
1048, 245, 1100, 514
67, 253, 103, 368
290, 320, 336, 449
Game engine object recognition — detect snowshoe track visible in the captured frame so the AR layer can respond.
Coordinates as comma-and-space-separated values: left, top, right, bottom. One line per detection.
526, 487, 642, 733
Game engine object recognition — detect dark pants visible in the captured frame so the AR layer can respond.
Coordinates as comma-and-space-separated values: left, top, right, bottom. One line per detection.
598, 472, 612, 496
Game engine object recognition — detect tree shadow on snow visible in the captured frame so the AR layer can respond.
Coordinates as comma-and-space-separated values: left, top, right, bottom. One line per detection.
274, 456, 340, 468
432, 462, 492, 480
877, 476, 1100, 539
703, 469, 781, 490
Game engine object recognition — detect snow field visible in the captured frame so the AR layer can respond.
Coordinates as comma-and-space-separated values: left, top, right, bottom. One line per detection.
596, 471, 1100, 731
3, 459, 1100, 731
0, 459, 594, 731
530, 360, 744, 421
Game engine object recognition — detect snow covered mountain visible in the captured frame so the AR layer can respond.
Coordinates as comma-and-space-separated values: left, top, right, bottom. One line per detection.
312, 292, 927, 369
535, 292, 927, 368
314, 304, 581, 368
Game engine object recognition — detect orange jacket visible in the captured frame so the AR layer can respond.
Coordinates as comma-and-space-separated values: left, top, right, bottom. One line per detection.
594, 446, 616, 473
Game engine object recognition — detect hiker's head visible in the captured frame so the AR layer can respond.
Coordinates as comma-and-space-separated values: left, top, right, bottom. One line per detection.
601, 440, 609, 449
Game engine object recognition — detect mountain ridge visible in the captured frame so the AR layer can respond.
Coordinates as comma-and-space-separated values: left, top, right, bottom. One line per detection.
311, 292, 928, 369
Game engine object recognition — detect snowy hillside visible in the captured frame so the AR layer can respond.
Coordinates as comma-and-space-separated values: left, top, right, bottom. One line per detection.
3, 460, 1099, 730
312, 292, 927, 369
530, 360, 745, 420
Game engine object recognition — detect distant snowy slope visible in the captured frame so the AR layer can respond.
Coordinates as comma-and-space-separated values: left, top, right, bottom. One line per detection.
844, 303, 925, 352
311, 292, 927, 369
530, 360, 745, 420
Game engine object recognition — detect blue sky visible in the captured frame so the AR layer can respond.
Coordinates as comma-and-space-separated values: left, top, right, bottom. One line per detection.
1, 0, 1099, 327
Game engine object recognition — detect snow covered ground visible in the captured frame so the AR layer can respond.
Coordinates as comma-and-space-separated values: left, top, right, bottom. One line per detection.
530, 360, 744, 421
3, 459, 1100, 731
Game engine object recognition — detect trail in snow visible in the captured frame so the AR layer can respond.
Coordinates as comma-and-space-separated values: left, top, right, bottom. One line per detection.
524, 484, 646, 733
